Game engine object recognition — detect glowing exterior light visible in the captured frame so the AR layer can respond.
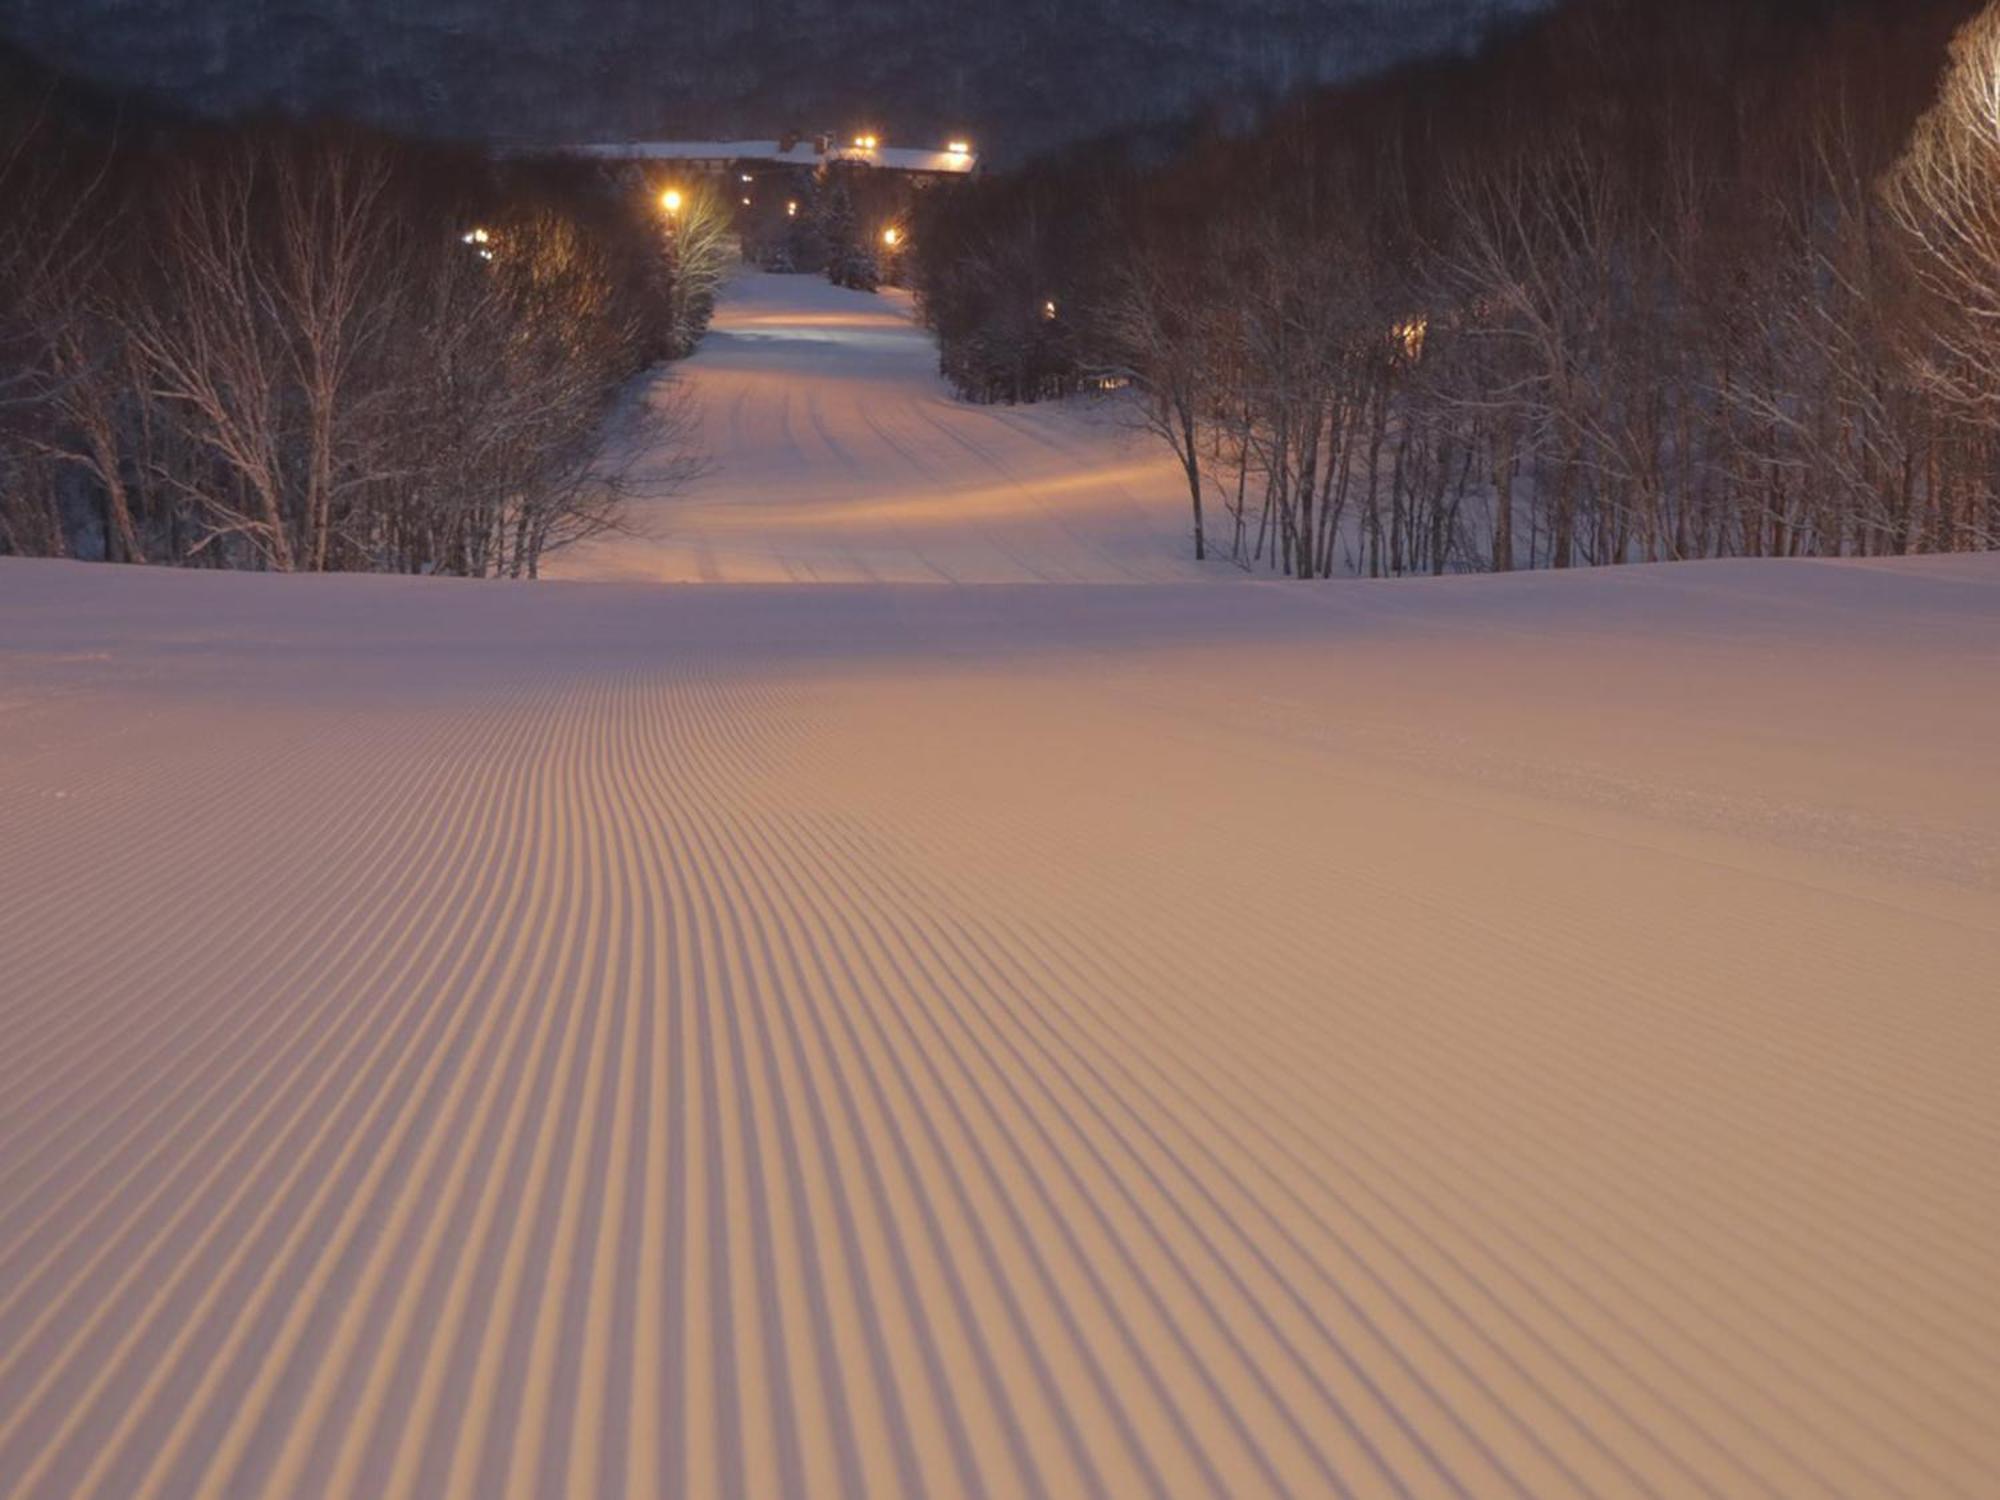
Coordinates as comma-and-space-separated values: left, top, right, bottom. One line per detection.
661, 188, 684, 215
743, 196, 752, 206
853, 133, 879, 151
1042, 299, 1058, 320
947, 140, 971, 156
786, 200, 798, 217
461, 227, 492, 245
741, 173, 753, 182
881, 226, 902, 248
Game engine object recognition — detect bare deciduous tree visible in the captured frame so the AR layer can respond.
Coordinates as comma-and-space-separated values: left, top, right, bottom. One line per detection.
3, 105, 708, 575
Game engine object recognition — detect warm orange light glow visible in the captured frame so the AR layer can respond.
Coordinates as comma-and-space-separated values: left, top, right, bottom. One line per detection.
947, 140, 971, 155
786, 200, 798, 217
461, 227, 492, 245
1042, 299, 1058, 320
853, 133, 880, 151
1393, 315, 1429, 361
882, 226, 902, 248
661, 188, 684, 214
743, 196, 752, 206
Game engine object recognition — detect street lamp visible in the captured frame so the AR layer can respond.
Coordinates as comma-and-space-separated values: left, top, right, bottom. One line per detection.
661, 188, 683, 215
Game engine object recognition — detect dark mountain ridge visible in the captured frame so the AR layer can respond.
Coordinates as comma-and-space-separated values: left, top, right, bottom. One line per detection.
0, 0, 1546, 160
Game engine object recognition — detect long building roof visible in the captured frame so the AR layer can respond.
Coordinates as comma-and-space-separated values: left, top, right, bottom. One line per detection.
569, 138, 977, 174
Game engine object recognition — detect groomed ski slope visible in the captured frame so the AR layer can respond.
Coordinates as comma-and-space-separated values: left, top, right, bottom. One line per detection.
548, 273, 1205, 584
2, 275, 1998, 1500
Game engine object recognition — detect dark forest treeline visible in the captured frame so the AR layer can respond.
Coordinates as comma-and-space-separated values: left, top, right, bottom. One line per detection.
913, 0, 2000, 575
0, 50, 719, 575
741, 162, 913, 292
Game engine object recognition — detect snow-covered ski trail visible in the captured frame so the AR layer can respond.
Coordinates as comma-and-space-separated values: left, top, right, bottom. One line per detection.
1, 274, 1997, 1500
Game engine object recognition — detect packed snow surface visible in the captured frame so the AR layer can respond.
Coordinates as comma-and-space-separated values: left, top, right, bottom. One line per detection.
2, 275, 1998, 1500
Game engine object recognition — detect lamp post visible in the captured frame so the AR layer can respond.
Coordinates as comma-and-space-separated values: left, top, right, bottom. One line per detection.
656, 188, 686, 358
879, 225, 906, 288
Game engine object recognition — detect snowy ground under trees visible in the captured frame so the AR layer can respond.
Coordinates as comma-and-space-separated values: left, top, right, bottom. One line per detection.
1, 273, 1996, 1499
